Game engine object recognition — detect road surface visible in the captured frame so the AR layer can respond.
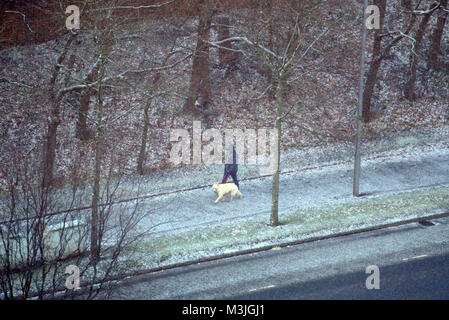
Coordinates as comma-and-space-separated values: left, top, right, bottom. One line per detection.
110, 216, 449, 299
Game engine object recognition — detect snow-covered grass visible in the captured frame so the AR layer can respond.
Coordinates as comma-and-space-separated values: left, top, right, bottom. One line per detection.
122, 184, 449, 272
5, 183, 447, 298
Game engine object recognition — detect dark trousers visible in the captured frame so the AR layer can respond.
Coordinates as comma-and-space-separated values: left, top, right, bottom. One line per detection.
221, 166, 239, 189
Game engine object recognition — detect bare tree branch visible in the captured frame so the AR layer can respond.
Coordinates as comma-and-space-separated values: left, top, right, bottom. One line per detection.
57, 53, 192, 97
208, 36, 284, 60
5, 10, 34, 33
92, 0, 178, 11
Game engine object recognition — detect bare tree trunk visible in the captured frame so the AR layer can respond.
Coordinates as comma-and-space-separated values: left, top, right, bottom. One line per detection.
405, 5, 434, 101
362, 0, 386, 123
265, 0, 276, 100
76, 64, 100, 140
90, 71, 104, 262
137, 99, 151, 175
42, 103, 60, 189
427, 0, 448, 69
216, 14, 237, 72
270, 118, 280, 227
90, 29, 113, 261
183, 12, 213, 115
270, 75, 283, 227
64, 50, 76, 85
77, 91, 91, 140
217, 14, 230, 65
42, 34, 76, 188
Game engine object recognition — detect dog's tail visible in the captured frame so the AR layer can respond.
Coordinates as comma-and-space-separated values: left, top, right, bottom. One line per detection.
236, 190, 242, 198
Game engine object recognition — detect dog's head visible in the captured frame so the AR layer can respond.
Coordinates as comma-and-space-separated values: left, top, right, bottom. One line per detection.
212, 183, 219, 193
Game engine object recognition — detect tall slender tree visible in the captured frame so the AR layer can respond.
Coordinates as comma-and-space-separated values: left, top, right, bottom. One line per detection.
404, 2, 438, 101
362, 0, 387, 123
210, 0, 328, 226
183, 6, 215, 117
427, 0, 448, 69
42, 32, 77, 188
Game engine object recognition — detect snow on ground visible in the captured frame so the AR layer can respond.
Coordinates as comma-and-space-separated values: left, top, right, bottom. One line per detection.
134, 129, 449, 236
3, 125, 447, 252
2, 124, 448, 287
124, 184, 449, 273
35, 124, 448, 237
86, 123, 449, 202
103, 125, 449, 272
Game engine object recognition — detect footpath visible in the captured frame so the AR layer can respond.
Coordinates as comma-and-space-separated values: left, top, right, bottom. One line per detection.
120, 128, 449, 272
138, 135, 449, 236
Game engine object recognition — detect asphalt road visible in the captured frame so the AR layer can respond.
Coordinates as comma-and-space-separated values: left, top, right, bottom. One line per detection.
110, 216, 449, 300
231, 253, 449, 299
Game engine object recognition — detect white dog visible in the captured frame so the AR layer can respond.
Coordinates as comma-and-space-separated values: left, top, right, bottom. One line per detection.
212, 183, 242, 204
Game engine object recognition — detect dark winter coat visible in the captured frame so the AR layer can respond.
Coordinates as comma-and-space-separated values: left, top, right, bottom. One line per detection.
224, 145, 237, 174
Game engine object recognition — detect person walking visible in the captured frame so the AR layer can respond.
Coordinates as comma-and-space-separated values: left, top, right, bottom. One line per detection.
221, 144, 239, 189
